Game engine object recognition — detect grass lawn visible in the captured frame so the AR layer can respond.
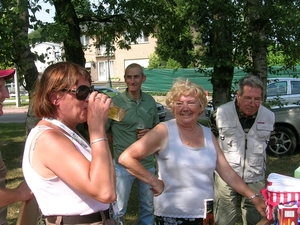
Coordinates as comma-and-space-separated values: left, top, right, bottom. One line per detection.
1, 122, 300, 225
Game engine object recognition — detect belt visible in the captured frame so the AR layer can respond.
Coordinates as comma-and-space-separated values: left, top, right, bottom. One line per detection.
45, 209, 110, 224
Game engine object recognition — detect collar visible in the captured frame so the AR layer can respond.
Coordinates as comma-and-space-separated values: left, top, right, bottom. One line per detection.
125, 88, 144, 103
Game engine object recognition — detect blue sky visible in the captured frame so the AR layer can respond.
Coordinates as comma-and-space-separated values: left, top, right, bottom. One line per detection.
34, 2, 55, 23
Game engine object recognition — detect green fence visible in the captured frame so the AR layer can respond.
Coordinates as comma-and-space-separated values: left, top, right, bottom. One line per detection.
142, 67, 300, 92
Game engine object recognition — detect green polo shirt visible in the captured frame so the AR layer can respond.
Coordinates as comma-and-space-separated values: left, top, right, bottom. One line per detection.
106, 90, 160, 169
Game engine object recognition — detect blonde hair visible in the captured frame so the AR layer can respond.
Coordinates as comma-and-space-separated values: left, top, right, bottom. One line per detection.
166, 78, 207, 114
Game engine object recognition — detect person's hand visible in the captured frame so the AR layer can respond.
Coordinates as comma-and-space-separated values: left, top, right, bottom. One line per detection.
252, 196, 267, 217
137, 129, 150, 139
87, 92, 111, 132
16, 181, 34, 202
150, 177, 164, 197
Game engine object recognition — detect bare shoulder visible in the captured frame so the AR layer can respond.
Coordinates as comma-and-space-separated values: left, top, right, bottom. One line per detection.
34, 127, 75, 155
149, 122, 168, 154
152, 122, 168, 135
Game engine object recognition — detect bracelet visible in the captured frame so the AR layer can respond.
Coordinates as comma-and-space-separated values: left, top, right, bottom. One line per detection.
91, 138, 108, 145
149, 174, 154, 184
249, 193, 259, 201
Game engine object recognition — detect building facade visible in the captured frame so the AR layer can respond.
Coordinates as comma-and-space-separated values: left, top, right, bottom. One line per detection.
89, 35, 156, 85
31, 42, 62, 73
31, 36, 156, 86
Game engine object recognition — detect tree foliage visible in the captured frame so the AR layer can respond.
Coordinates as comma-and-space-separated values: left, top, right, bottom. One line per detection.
154, 14, 194, 68
2, 0, 300, 111
24, 0, 168, 66
148, 53, 162, 69
152, 0, 300, 106
0, 0, 39, 91
0, 0, 170, 81
148, 53, 183, 69
0, 0, 170, 132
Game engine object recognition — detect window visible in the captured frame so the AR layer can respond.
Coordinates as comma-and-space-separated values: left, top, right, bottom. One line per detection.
267, 81, 287, 96
291, 81, 300, 94
54, 51, 61, 62
95, 46, 106, 56
136, 33, 149, 43
95, 45, 114, 56
80, 36, 90, 46
130, 32, 149, 44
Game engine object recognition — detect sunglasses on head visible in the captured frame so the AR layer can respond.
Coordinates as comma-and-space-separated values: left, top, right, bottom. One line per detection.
62, 85, 94, 100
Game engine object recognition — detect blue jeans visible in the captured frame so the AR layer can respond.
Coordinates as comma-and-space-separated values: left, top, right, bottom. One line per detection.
114, 161, 155, 225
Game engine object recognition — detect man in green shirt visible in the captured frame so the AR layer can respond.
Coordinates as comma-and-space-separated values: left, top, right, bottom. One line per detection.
106, 63, 160, 225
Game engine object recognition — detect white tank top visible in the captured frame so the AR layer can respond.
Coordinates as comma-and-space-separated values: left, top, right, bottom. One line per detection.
22, 125, 109, 216
154, 119, 217, 218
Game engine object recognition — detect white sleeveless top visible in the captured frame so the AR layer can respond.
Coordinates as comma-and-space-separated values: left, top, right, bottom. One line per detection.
22, 125, 109, 216
154, 119, 217, 218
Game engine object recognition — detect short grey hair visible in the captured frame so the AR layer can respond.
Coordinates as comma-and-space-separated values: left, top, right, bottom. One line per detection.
238, 75, 264, 98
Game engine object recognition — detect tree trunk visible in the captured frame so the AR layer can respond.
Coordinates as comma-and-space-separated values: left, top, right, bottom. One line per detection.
246, 0, 268, 99
14, 0, 40, 134
210, 4, 235, 109
53, 0, 86, 66
212, 66, 234, 108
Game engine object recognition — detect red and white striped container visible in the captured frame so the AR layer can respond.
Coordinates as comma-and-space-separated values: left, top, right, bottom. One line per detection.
261, 173, 300, 220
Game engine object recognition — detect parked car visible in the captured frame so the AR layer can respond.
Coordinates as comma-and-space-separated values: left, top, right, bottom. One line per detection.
94, 86, 166, 122
267, 105, 300, 156
94, 86, 120, 97
205, 100, 214, 118
156, 102, 167, 122
266, 77, 300, 105
205, 94, 235, 118
205, 78, 300, 118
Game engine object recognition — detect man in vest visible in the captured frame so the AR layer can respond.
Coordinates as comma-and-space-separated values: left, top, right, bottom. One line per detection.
210, 75, 275, 225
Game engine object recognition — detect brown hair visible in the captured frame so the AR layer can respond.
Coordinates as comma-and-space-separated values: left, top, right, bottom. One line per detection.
32, 62, 91, 118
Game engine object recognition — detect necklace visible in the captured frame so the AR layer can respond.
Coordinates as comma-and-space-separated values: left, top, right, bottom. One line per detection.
178, 124, 199, 146
43, 118, 90, 151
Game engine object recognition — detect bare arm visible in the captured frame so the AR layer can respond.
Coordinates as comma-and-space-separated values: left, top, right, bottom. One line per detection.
213, 134, 266, 217
118, 123, 168, 196
0, 181, 33, 208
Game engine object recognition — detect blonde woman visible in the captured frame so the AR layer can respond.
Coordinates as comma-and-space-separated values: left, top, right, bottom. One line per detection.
119, 79, 266, 225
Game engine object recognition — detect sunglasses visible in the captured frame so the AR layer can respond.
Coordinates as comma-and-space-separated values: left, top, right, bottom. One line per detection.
62, 85, 94, 100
